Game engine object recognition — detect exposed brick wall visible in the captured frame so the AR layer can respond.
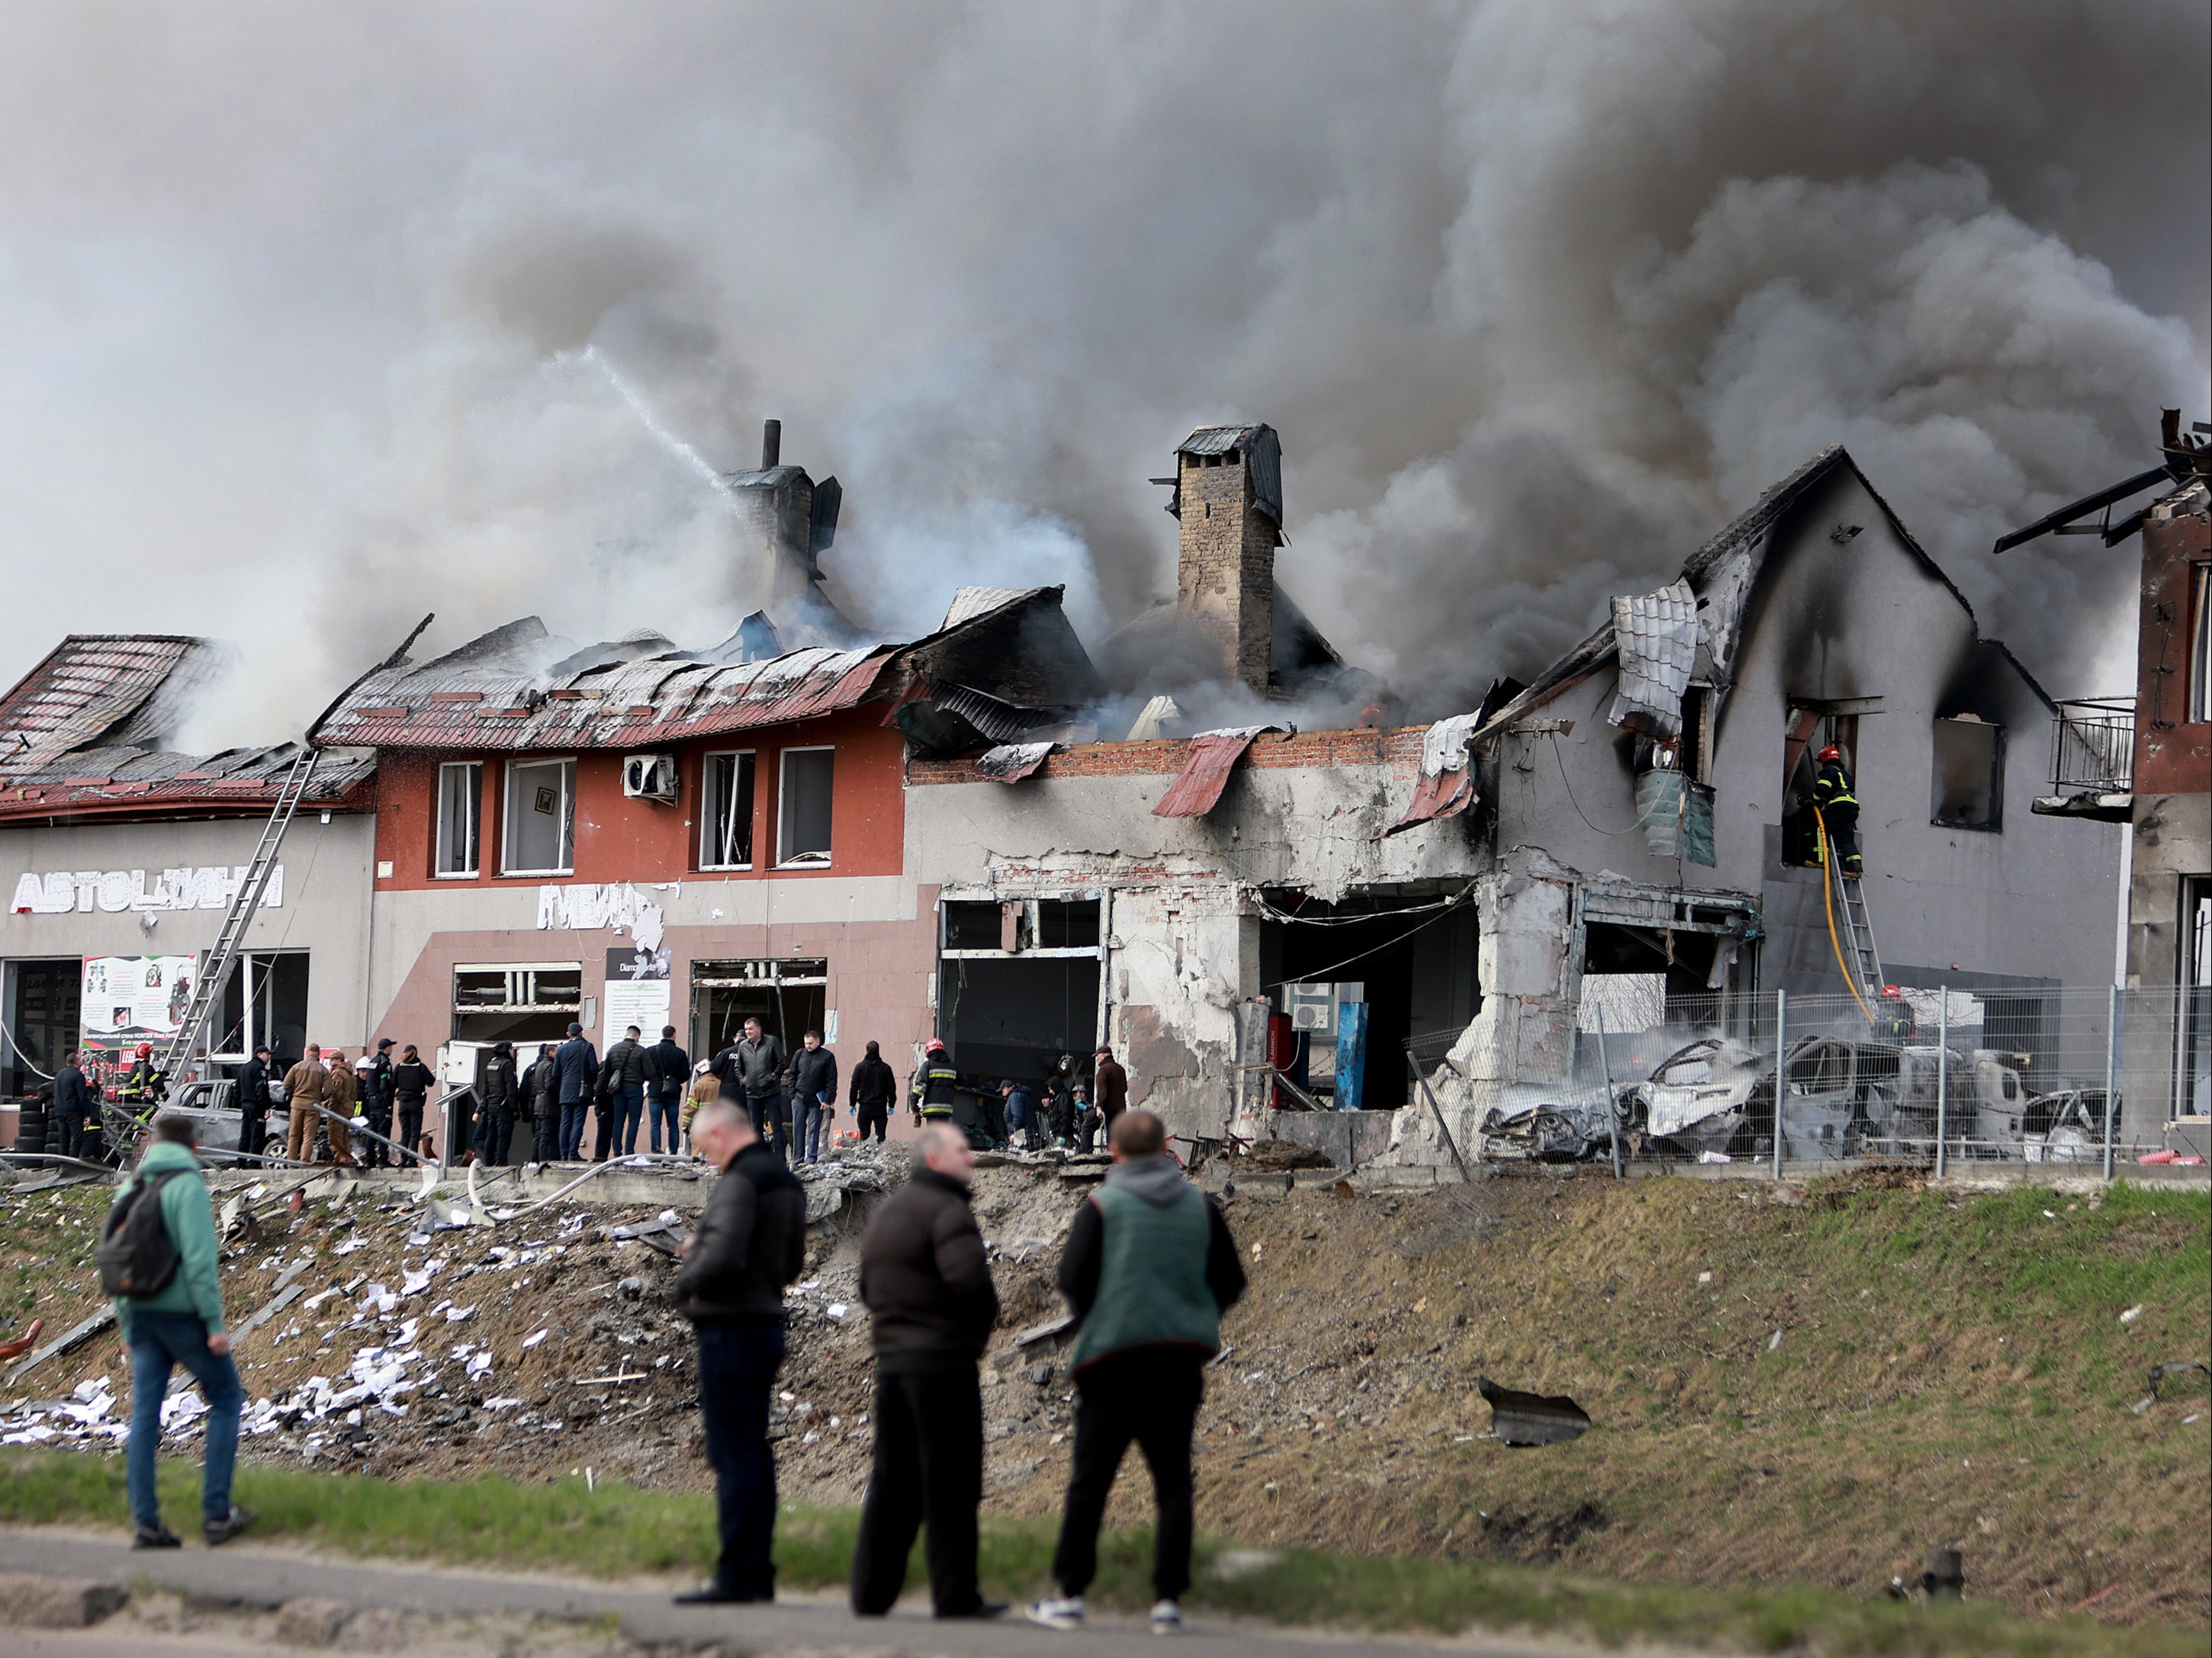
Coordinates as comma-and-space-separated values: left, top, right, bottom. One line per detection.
2134, 509, 2210, 796
1175, 451, 1274, 692
908, 725, 1426, 786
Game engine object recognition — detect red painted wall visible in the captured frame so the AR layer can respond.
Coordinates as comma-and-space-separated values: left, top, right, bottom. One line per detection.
372, 707, 908, 892
2134, 513, 2211, 798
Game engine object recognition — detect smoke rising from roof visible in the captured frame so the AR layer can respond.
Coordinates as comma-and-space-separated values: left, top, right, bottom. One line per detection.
0, 2, 2204, 739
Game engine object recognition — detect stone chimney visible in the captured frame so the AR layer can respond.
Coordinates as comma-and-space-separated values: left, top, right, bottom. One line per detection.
1170, 425, 1282, 695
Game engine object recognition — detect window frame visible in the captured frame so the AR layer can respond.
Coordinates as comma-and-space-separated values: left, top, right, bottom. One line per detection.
698, 749, 758, 872
2188, 561, 2210, 725
776, 745, 836, 869
499, 757, 578, 878
1930, 716, 2005, 833
433, 760, 484, 878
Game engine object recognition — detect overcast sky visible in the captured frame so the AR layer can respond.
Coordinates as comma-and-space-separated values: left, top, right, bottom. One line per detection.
2, 2, 2205, 736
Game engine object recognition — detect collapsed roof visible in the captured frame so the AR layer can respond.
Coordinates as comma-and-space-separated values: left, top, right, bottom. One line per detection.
0, 635, 371, 823
312, 586, 1102, 756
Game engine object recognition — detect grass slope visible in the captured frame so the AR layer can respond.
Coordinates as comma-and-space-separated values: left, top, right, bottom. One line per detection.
1, 1449, 2196, 1658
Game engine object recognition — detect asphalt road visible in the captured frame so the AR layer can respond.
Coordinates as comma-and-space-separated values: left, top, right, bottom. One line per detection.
0, 1525, 1613, 1657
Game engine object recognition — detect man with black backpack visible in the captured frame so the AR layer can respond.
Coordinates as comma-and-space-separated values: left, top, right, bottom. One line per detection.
101, 1114, 254, 1550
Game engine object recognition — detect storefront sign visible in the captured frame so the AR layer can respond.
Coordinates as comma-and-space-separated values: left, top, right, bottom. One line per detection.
11, 865, 284, 916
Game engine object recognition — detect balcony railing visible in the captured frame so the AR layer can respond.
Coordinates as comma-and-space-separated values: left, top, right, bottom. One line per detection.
2050, 698, 2134, 794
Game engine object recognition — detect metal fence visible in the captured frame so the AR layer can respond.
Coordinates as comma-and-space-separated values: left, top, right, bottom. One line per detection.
2049, 698, 2134, 794
1445, 982, 2204, 1175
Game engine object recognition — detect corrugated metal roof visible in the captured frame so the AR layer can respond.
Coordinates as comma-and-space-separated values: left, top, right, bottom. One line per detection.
973, 741, 1055, 783
940, 585, 1044, 631
1151, 725, 1280, 818
0, 635, 233, 770
1177, 423, 1283, 528
1609, 581, 1697, 740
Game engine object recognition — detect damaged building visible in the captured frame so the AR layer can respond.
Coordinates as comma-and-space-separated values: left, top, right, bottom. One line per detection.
907, 434, 2124, 1167
0, 635, 376, 1120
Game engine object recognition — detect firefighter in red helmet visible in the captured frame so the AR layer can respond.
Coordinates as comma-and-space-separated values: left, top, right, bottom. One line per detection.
117, 1040, 167, 1114
1812, 744, 1863, 877
909, 1038, 960, 1126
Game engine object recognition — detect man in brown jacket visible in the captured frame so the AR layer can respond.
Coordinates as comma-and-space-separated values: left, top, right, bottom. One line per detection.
281, 1046, 329, 1165
1092, 1047, 1129, 1134
321, 1049, 359, 1168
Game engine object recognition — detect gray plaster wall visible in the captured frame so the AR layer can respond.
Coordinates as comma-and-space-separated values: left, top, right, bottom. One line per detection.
1488, 465, 2121, 998
0, 813, 376, 1050
2122, 790, 2209, 1133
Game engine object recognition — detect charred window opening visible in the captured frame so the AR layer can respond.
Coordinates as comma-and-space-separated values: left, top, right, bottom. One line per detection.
1780, 709, 1857, 868
699, 750, 757, 870
942, 901, 1004, 951
1931, 717, 2004, 831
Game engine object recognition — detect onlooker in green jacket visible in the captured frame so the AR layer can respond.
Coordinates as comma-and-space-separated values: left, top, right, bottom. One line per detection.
112, 1116, 254, 1550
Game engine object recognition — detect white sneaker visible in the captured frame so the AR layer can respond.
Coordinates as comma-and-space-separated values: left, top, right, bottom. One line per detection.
1027, 1594, 1085, 1631
1150, 1599, 1183, 1634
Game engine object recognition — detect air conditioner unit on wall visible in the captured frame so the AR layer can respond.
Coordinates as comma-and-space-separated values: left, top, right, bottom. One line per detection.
622, 753, 678, 803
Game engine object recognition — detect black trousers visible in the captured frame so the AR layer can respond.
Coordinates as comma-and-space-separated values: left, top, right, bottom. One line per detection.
853, 1102, 889, 1142
1822, 804, 1862, 873
239, 1110, 266, 1162
480, 1106, 514, 1166
396, 1101, 423, 1165
363, 1104, 392, 1168
530, 1103, 558, 1163
58, 1108, 92, 1162
746, 1092, 787, 1162
1052, 1348, 1205, 1601
851, 1366, 984, 1616
696, 1322, 786, 1597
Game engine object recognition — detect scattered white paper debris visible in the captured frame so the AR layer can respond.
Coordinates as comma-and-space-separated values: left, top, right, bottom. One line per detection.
2119, 1304, 2145, 1325
826, 1303, 849, 1320
445, 1305, 476, 1322
522, 1329, 550, 1349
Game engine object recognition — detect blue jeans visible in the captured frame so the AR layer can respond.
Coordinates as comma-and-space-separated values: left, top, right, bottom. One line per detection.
614, 1084, 645, 1154
789, 1097, 827, 1162
648, 1093, 680, 1153
694, 1323, 786, 1596
558, 1101, 590, 1160
127, 1313, 243, 1531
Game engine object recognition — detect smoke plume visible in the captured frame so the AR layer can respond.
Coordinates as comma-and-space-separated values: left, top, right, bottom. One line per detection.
0, 2, 2203, 739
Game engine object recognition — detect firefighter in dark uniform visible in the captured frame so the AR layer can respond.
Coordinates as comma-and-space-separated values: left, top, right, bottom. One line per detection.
117, 1042, 167, 1117
1812, 744, 1863, 877
909, 1039, 960, 1127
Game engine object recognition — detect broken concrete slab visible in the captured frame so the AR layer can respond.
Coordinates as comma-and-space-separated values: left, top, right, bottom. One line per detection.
0, 1572, 127, 1628
1477, 1376, 1592, 1447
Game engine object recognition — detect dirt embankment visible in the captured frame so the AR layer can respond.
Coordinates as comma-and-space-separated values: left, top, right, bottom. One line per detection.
5, 1158, 2207, 1627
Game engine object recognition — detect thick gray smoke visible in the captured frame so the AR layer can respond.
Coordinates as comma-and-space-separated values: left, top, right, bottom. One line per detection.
0, 2, 2202, 740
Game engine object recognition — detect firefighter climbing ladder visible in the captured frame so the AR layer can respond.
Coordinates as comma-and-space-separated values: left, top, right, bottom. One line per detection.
153, 746, 322, 1088
1815, 812, 1884, 1021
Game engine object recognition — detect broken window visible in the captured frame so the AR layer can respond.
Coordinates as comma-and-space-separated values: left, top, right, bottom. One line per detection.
501, 758, 574, 876
2191, 563, 2210, 724
777, 747, 834, 866
943, 901, 1006, 951
699, 750, 757, 870
211, 951, 309, 1062
435, 761, 481, 876
452, 962, 582, 1043
1780, 709, 1857, 868
1931, 717, 2003, 831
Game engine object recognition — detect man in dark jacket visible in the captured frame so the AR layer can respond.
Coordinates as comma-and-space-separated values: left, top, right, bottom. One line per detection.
54, 1049, 94, 1162
391, 1046, 434, 1167
360, 1039, 397, 1168
786, 1031, 837, 1166
525, 1043, 560, 1163
232, 1045, 272, 1164
1029, 1110, 1246, 1637
851, 1124, 1004, 1621
554, 1023, 598, 1162
645, 1025, 689, 1154
1092, 1047, 1129, 1134
715, 1018, 787, 1161
477, 1042, 519, 1166
672, 1096, 807, 1605
597, 1025, 649, 1159
848, 1040, 895, 1142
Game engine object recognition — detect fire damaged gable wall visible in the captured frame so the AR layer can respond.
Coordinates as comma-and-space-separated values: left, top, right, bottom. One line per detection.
1484, 458, 2120, 1004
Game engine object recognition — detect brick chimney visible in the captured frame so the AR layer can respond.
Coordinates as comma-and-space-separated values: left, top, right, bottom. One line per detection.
1170, 424, 1282, 695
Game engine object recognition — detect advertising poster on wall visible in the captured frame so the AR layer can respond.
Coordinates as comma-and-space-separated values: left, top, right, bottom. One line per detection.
604, 945, 672, 1039
82, 955, 195, 1042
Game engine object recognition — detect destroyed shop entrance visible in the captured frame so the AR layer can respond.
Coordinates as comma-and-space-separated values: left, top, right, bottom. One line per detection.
690, 959, 829, 1056
937, 898, 1102, 1089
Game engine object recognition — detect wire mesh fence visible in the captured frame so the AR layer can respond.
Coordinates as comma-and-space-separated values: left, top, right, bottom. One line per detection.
1433, 982, 2206, 1175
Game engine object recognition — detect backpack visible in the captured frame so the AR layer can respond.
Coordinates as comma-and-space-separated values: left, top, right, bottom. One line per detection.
95, 1168, 185, 1299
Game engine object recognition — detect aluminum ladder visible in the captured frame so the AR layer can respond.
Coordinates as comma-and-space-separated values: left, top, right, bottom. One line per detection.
156, 746, 322, 1084
1830, 854, 1886, 1008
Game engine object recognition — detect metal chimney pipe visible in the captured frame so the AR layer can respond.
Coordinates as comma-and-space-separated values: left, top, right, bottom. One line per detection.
760, 419, 782, 470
